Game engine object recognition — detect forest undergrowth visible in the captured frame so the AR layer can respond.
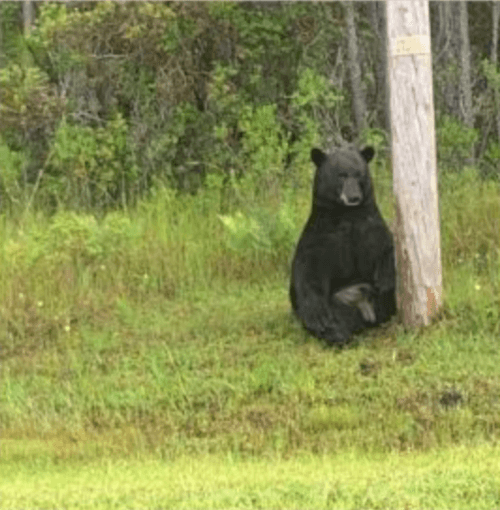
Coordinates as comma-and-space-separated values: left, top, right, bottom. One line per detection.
1, 163, 499, 463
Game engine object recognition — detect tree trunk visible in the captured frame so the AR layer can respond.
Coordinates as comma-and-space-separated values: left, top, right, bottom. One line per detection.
0, 7, 3, 68
492, 2, 500, 142
458, 2, 473, 128
370, 2, 390, 134
386, 0, 443, 327
345, 2, 365, 136
434, 2, 459, 117
436, 2, 455, 62
23, 1, 34, 35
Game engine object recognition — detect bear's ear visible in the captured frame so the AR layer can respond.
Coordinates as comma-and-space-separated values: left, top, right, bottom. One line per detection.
360, 146, 375, 163
311, 148, 327, 167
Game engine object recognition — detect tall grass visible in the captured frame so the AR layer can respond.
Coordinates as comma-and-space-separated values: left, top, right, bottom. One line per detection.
1, 163, 499, 459
0, 185, 295, 351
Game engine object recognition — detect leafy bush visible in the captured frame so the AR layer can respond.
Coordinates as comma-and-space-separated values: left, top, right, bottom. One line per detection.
45, 114, 133, 209
437, 115, 479, 170
219, 200, 299, 264
0, 139, 27, 209
0, 63, 64, 147
481, 141, 500, 180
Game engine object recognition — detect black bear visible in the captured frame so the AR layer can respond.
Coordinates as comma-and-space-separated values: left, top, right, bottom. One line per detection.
290, 146, 396, 345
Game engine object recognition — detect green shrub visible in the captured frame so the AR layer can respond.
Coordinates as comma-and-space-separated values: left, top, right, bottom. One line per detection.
0, 64, 63, 142
45, 114, 133, 209
218, 200, 299, 266
0, 139, 27, 210
437, 115, 479, 170
481, 141, 500, 180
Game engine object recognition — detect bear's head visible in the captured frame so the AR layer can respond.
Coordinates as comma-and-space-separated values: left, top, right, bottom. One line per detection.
311, 146, 375, 209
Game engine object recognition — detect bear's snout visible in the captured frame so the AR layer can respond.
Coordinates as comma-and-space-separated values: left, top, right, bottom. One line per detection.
340, 177, 363, 206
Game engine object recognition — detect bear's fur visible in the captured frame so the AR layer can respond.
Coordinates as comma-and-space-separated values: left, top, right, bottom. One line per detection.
290, 146, 396, 345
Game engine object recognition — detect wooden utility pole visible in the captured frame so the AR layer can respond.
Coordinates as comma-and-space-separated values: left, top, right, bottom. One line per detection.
386, 1, 442, 326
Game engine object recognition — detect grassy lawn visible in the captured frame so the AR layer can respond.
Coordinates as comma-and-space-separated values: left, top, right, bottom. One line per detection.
2, 445, 500, 508
0, 166, 499, 507
2, 273, 500, 459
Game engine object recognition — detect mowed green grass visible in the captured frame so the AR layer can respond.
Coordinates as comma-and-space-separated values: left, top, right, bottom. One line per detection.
2, 445, 500, 509
0, 165, 499, 506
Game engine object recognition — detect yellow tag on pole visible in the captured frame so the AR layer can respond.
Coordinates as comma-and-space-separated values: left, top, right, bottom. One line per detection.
391, 35, 431, 56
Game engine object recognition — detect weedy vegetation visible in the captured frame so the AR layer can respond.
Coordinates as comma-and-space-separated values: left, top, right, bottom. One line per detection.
1, 164, 499, 460
1, 163, 500, 508
1, 3, 500, 507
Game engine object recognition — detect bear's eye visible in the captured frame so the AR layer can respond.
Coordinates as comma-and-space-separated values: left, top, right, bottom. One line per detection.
339, 172, 348, 179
